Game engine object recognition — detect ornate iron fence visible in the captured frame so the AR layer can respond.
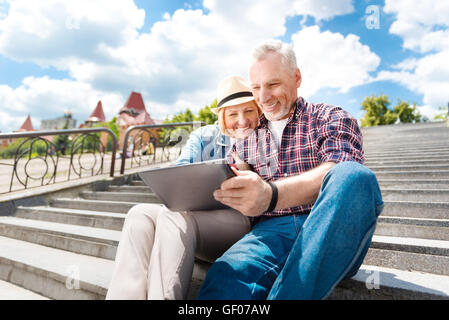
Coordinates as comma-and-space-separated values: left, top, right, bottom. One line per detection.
0, 128, 117, 194
119, 121, 206, 174
0, 122, 207, 195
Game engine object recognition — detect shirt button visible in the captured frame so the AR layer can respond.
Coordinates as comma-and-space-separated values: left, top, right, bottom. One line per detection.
284, 173, 288, 177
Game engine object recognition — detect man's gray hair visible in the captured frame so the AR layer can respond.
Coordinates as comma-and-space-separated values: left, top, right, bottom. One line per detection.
252, 39, 298, 74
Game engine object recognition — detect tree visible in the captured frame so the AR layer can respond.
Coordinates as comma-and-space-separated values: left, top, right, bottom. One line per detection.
196, 99, 218, 125
393, 100, 421, 123
53, 121, 70, 155
360, 94, 422, 127
90, 117, 120, 152
163, 108, 195, 125
434, 105, 448, 122
360, 94, 396, 127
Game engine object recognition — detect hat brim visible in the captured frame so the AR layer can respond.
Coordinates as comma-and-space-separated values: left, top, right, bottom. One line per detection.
211, 96, 255, 114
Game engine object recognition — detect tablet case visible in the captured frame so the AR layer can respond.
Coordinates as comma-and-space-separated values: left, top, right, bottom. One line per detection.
138, 160, 236, 211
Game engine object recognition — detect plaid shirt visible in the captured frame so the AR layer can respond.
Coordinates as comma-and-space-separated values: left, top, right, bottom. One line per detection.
229, 97, 364, 217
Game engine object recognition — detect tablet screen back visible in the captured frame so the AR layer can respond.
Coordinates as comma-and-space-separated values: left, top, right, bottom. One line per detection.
138, 162, 235, 211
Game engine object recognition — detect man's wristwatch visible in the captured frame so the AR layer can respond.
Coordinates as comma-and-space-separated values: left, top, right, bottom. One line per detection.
266, 181, 278, 213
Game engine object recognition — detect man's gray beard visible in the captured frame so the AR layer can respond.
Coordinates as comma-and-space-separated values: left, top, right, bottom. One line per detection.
264, 107, 291, 122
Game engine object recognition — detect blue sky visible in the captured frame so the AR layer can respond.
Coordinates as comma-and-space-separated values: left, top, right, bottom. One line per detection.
0, 0, 448, 132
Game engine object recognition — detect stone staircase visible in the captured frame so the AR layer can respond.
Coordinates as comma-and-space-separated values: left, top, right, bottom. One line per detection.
1, 121, 449, 299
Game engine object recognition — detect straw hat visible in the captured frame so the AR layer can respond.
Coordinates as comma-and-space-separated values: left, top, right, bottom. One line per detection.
211, 75, 255, 114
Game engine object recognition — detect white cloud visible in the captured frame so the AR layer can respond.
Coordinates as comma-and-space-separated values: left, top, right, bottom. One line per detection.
0, 0, 9, 19
416, 104, 445, 120
0, 76, 124, 132
291, 26, 380, 98
0, 0, 145, 68
376, 0, 449, 115
291, 0, 354, 21
0, 0, 364, 132
384, 0, 449, 53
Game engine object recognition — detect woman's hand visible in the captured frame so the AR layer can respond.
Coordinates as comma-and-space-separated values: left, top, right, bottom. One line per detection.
231, 151, 252, 171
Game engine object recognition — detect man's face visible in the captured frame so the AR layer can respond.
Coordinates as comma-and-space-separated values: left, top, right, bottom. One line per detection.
249, 51, 301, 121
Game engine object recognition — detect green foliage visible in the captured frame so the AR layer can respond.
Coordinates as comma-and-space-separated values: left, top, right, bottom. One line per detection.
160, 100, 218, 145
433, 105, 448, 122
87, 118, 120, 152
53, 121, 70, 155
393, 100, 421, 123
196, 99, 218, 125
0, 138, 49, 159
160, 108, 195, 145
361, 95, 395, 127
360, 94, 422, 127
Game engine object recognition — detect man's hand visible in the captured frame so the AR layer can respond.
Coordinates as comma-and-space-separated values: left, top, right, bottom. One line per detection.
213, 167, 272, 216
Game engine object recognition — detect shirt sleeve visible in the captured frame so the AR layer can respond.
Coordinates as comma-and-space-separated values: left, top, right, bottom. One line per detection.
174, 127, 205, 165
316, 106, 365, 165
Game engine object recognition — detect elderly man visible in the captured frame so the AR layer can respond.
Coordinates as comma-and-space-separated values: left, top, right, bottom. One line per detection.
196, 40, 384, 300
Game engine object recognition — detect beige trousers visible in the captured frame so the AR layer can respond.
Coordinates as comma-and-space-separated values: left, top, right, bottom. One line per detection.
105, 203, 250, 300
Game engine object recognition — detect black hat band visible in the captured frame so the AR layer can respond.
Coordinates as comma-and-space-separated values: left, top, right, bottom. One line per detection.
217, 91, 253, 108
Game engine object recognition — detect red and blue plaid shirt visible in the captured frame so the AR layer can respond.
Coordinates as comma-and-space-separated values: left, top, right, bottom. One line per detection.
229, 97, 365, 217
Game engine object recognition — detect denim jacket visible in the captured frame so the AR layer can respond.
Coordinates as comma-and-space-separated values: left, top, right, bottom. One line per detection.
175, 124, 231, 165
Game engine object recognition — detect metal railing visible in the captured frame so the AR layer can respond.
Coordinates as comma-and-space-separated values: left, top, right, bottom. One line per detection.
0, 122, 206, 195
119, 121, 206, 174
0, 128, 117, 194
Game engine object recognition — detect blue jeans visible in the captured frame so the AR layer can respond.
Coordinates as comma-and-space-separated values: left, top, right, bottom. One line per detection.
196, 161, 384, 300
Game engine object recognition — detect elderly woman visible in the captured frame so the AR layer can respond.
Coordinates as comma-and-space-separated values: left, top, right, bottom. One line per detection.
176, 76, 260, 165
106, 75, 261, 300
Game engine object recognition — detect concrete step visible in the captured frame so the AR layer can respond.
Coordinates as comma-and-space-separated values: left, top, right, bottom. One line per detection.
0, 236, 113, 299
50, 198, 137, 213
15, 206, 125, 231
189, 260, 449, 299
364, 145, 449, 153
330, 265, 449, 300
378, 179, 449, 190
369, 164, 449, 172
0, 279, 50, 300
375, 216, 449, 241
381, 188, 449, 202
106, 185, 152, 193
373, 170, 449, 179
80, 191, 161, 203
367, 159, 449, 166
371, 235, 449, 257
129, 180, 145, 186
382, 201, 449, 219
0, 216, 120, 260
367, 236, 449, 276
366, 153, 449, 162
365, 149, 449, 158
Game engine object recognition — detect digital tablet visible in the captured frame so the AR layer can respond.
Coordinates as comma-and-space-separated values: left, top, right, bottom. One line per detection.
138, 159, 236, 211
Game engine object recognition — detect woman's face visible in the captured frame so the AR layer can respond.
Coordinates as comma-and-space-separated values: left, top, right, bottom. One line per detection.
224, 101, 260, 139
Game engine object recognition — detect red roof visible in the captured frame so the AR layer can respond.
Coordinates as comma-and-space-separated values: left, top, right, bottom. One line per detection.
118, 111, 155, 126
87, 100, 106, 122
17, 115, 34, 132
120, 91, 147, 114
117, 91, 156, 126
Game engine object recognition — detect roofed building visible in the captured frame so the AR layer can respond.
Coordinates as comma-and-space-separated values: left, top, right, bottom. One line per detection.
84, 101, 106, 127
41, 111, 77, 130
17, 114, 35, 132
117, 92, 157, 149
1, 114, 36, 148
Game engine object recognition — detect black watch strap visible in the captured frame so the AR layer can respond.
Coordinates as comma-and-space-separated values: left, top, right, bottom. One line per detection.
266, 181, 278, 212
